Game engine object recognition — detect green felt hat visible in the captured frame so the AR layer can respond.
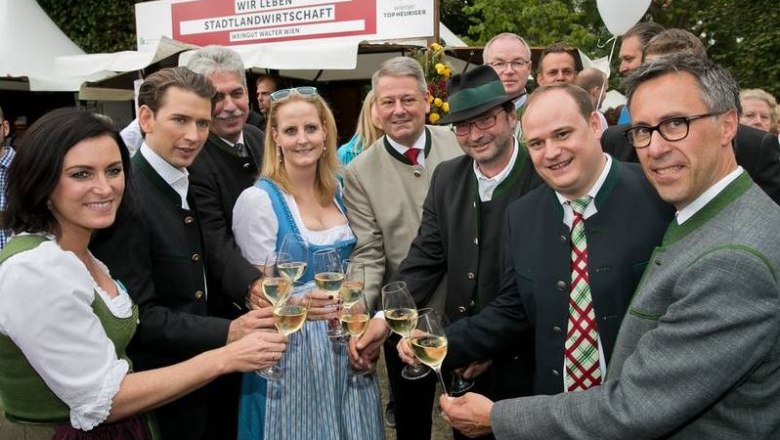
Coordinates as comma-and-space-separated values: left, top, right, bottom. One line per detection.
439, 64, 518, 125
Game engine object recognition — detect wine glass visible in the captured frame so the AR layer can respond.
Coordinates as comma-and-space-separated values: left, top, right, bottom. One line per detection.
257, 285, 311, 380
381, 281, 430, 380
339, 291, 372, 376
259, 253, 293, 307
278, 233, 309, 282
410, 309, 449, 396
442, 314, 475, 395
341, 260, 365, 308
313, 248, 345, 338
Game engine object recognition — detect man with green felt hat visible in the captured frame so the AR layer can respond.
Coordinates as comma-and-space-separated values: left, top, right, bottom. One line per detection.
351, 64, 542, 440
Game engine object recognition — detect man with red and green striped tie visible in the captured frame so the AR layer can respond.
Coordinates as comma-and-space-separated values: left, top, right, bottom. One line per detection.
435, 83, 673, 437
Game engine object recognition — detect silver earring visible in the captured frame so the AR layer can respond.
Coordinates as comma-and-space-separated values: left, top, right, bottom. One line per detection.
277, 145, 283, 163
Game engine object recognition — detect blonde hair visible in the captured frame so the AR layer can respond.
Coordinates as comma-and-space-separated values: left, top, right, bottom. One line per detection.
354, 90, 383, 152
261, 92, 340, 205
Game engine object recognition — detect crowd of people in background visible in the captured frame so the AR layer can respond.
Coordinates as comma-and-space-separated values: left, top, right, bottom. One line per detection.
1, 19, 780, 440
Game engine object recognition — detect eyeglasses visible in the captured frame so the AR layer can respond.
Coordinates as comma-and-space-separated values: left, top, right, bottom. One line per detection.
451, 109, 505, 136
624, 112, 726, 148
270, 86, 318, 102
486, 59, 530, 71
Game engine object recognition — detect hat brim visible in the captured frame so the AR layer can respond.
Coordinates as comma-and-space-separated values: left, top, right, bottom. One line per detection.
438, 94, 517, 125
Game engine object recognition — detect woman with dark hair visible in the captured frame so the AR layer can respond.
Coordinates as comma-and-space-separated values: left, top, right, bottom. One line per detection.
0, 108, 286, 440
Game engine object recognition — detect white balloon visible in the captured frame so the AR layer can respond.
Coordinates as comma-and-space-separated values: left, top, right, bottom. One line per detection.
597, 0, 653, 36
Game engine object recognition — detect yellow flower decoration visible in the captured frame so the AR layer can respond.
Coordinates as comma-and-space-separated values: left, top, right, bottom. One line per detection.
413, 42, 453, 125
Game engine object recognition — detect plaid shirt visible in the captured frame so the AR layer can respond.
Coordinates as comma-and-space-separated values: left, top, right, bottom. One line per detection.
0, 146, 15, 250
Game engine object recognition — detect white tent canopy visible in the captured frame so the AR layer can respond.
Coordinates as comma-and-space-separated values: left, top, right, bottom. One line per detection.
55, 22, 469, 91
0, 0, 88, 91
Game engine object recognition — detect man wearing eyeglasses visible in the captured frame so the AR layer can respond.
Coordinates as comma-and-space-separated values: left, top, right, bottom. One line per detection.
483, 33, 533, 138
601, 29, 780, 205
359, 65, 542, 440
441, 56, 780, 440
431, 82, 671, 438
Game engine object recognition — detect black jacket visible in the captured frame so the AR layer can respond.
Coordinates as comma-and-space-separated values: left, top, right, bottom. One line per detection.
188, 126, 264, 318
445, 160, 674, 395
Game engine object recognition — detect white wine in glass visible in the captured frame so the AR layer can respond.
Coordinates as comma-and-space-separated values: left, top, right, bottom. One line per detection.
261, 253, 293, 306
279, 234, 309, 281
381, 281, 430, 380
410, 310, 449, 395
341, 260, 365, 307
313, 248, 346, 338
340, 292, 372, 376
258, 287, 311, 380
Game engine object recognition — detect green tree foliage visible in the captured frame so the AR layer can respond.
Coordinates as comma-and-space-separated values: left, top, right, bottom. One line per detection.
444, 0, 779, 97
37, 0, 145, 53
654, 0, 779, 97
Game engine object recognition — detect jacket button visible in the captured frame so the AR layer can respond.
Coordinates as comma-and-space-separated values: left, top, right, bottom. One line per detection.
457, 306, 467, 313
473, 237, 479, 245
192, 253, 201, 262
184, 216, 195, 225
468, 299, 475, 307
467, 272, 475, 280
243, 162, 251, 170
413, 169, 422, 177
195, 290, 204, 300
551, 369, 560, 377
560, 235, 567, 243
553, 326, 563, 334
556, 280, 567, 291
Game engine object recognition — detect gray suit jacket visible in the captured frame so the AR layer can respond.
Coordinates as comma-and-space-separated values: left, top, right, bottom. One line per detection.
491, 173, 780, 439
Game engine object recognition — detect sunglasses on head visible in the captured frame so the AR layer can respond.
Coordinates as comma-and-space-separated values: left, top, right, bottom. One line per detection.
270, 86, 319, 102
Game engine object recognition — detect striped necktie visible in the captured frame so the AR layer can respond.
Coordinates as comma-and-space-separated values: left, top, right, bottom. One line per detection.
564, 196, 602, 392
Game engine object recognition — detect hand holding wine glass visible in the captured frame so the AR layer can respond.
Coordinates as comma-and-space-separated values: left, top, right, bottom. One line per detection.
409, 309, 449, 396
313, 248, 346, 338
257, 284, 311, 380
382, 281, 430, 380
340, 292, 373, 375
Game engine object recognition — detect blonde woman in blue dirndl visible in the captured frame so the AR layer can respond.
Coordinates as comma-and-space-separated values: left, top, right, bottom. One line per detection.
233, 87, 383, 440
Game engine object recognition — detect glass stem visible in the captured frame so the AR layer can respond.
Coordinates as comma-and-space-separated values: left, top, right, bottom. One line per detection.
434, 368, 448, 396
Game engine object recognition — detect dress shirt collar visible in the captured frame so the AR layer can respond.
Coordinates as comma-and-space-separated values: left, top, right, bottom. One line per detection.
556, 153, 612, 225
219, 131, 245, 148
139, 143, 190, 209
676, 166, 743, 225
473, 137, 519, 202
386, 129, 427, 168
513, 91, 528, 110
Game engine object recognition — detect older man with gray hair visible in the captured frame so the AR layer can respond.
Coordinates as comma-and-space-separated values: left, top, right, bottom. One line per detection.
186, 45, 266, 439
343, 55, 462, 439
